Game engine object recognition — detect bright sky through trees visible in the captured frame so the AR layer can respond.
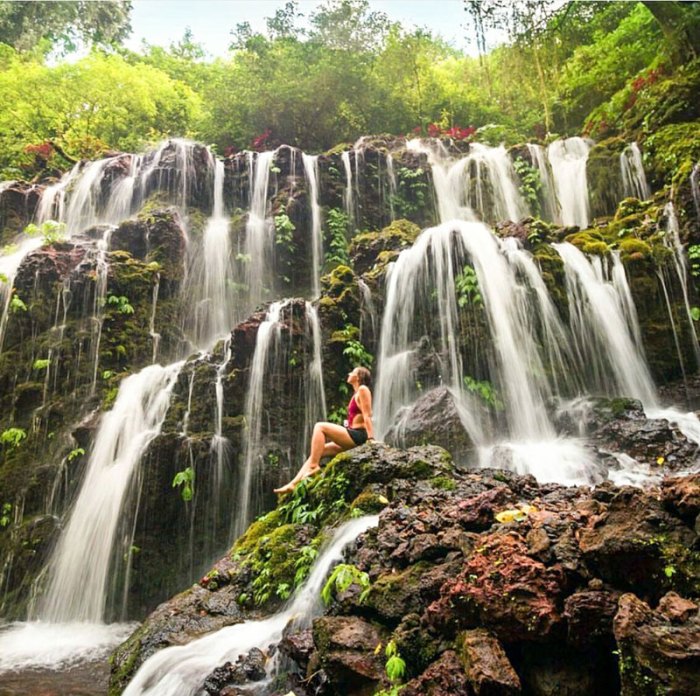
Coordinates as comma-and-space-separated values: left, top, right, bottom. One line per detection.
126, 0, 475, 56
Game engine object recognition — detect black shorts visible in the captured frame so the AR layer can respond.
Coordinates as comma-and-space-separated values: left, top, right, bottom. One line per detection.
346, 427, 368, 446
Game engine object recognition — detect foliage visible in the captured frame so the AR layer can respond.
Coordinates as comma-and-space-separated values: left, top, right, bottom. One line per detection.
321, 563, 370, 605
9, 294, 27, 313
325, 208, 351, 268
32, 358, 50, 371
0, 428, 27, 449
0, 502, 11, 528
688, 245, 700, 278
67, 447, 86, 462
464, 376, 504, 410
0, 0, 132, 54
343, 339, 373, 367
24, 220, 66, 245
106, 295, 135, 315
513, 157, 542, 215
455, 266, 482, 307
172, 466, 194, 502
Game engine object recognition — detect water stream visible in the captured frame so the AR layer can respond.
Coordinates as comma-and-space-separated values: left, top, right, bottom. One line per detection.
123, 515, 379, 696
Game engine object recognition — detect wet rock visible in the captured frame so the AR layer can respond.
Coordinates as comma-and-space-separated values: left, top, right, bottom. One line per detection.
457, 628, 521, 695
312, 616, 387, 693
201, 648, 267, 694
401, 650, 472, 696
563, 590, 621, 647
614, 592, 700, 695
0, 181, 40, 243
349, 219, 421, 275
661, 473, 700, 523
577, 487, 696, 596
384, 386, 477, 465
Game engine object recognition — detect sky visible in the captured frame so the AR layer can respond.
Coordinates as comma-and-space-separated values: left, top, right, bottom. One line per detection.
125, 0, 476, 56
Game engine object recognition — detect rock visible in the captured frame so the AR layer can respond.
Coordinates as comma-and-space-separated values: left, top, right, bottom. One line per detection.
401, 650, 472, 696
384, 386, 476, 465
614, 592, 700, 695
661, 473, 700, 523
427, 532, 565, 642
657, 592, 698, 624
349, 219, 421, 275
563, 590, 620, 647
201, 648, 267, 694
457, 628, 521, 695
312, 616, 387, 693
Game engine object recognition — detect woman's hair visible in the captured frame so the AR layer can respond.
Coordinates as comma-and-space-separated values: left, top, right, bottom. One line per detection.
355, 366, 371, 387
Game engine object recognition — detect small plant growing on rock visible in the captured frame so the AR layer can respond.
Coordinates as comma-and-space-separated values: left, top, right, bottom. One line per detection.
9, 292, 27, 313
106, 295, 134, 315
172, 466, 194, 502
24, 220, 66, 246
375, 639, 407, 695
0, 427, 27, 449
321, 563, 370, 605
0, 503, 12, 528
33, 358, 50, 370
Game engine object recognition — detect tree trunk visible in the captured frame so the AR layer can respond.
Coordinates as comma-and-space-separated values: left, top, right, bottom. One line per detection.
642, 1, 700, 62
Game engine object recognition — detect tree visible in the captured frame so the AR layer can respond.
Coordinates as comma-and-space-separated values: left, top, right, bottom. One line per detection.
0, 0, 132, 54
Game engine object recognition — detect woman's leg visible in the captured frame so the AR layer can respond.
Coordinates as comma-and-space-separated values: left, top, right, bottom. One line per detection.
274, 423, 355, 493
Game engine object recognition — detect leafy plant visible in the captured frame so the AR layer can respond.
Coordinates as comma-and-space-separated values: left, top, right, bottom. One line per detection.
67, 447, 85, 462
688, 244, 700, 278
513, 157, 542, 215
0, 503, 12, 528
294, 544, 319, 587
464, 376, 504, 410
9, 293, 27, 313
0, 427, 27, 449
343, 338, 373, 367
106, 295, 134, 314
325, 208, 350, 268
455, 265, 482, 307
33, 358, 50, 370
321, 563, 370, 605
24, 220, 66, 246
172, 466, 194, 502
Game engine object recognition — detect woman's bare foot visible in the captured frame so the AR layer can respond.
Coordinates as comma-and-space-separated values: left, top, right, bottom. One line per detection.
273, 482, 295, 494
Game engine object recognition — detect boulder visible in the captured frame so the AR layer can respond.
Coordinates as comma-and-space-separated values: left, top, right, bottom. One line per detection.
385, 386, 477, 464
457, 628, 521, 695
614, 592, 700, 695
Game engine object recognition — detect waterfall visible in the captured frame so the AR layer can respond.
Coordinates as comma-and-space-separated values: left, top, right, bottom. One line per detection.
341, 150, 355, 229
149, 272, 161, 363
244, 151, 274, 309
620, 142, 651, 200
661, 202, 700, 368
302, 153, 323, 298
35, 163, 81, 223
547, 137, 591, 228
406, 139, 528, 223
304, 301, 327, 455
234, 301, 287, 538
123, 515, 379, 696
190, 158, 234, 347
554, 242, 658, 406
89, 227, 114, 394
37, 362, 183, 623
691, 162, 700, 219
526, 143, 560, 221
386, 153, 397, 221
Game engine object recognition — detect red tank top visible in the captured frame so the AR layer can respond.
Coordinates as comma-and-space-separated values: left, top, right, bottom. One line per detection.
347, 393, 361, 425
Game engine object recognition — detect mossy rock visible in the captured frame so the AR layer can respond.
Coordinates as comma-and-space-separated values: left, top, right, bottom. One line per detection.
564, 231, 610, 256
586, 137, 627, 218
643, 121, 700, 189
350, 219, 421, 275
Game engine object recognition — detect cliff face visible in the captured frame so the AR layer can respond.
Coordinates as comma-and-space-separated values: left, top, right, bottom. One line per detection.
0, 121, 698, 681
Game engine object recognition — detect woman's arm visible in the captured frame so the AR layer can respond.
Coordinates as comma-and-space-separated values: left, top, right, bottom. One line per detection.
357, 385, 374, 440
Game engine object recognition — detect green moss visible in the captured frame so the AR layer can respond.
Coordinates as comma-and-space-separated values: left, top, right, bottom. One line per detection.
350, 488, 389, 514
565, 231, 610, 256
587, 137, 627, 217
643, 121, 700, 188
429, 476, 457, 492
618, 237, 653, 260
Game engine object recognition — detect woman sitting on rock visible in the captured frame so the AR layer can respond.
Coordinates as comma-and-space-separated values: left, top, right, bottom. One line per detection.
274, 366, 374, 494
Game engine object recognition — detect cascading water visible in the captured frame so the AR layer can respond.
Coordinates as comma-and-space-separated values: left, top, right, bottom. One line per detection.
526, 143, 560, 221
89, 227, 114, 394
691, 162, 700, 219
122, 515, 379, 696
547, 137, 591, 228
244, 151, 274, 309
38, 362, 183, 623
302, 153, 323, 298
188, 158, 235, 347
620, 142, 651, 200
341, 150, 355, 229
406, 139, 528, 223
555, 241, 700, 445
234, 301, 286, 538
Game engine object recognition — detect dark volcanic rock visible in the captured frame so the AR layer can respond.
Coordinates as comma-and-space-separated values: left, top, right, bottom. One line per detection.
614, 592, 700, 695
401, 650, 472, 696
201, 648, 267, 695
458, 628, 521, 695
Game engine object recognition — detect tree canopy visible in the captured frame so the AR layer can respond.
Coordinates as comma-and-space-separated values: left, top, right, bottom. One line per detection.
0, 0, 695, 178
